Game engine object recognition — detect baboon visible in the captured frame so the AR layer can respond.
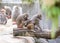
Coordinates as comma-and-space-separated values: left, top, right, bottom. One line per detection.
12, 6, 20, 22
27, 23, 34, 30
0, 9, 7, 24
22, 13, 42, 32
24, 23, 35, 37
3, 6, 12, 19
16, 13, 29, 28
30, 13, 42, 31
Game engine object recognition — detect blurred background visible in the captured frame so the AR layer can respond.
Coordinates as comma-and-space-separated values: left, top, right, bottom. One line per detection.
0, 0, 60, 43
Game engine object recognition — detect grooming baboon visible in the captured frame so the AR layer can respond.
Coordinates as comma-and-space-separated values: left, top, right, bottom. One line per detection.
12, 6, 20, 22
16, 13, 29, 28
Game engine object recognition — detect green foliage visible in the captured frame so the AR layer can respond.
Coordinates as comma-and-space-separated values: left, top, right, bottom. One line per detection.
40, 0, 60, 39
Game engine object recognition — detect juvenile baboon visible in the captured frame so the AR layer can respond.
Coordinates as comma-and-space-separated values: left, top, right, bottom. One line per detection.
27, 23, 34, 30
25, 23, 35, 36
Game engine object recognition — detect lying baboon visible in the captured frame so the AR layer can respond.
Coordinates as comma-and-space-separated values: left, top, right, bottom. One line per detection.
16, 13, 29, 28
25, 23, 35, 36
12, 6, 20, 22
27, 23, 34, 30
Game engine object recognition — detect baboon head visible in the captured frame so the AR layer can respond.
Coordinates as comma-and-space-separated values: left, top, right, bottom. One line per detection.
37, 14, 42, 20
13, 6, 19, 11
15, 6, 19, 11
23, 13, 29, 20
0, 9, 6, 14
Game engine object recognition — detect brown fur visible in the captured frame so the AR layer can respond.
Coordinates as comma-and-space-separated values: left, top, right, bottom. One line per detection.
16, 13, 29, 28
27, 23, 34, 30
